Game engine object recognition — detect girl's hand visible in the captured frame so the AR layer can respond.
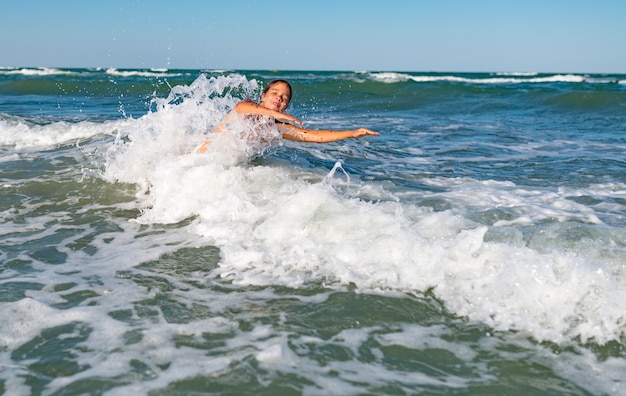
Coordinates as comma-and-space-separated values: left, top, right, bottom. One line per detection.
353, 128, 379, 138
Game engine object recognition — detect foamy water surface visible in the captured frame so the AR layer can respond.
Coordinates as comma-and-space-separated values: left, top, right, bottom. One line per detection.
1, 70, 626, 395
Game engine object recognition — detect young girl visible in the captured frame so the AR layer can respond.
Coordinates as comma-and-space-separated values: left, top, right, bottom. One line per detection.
197, 79, 378, 153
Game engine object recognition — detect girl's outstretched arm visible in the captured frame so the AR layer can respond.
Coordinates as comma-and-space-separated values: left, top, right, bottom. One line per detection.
280, 123, 379, 143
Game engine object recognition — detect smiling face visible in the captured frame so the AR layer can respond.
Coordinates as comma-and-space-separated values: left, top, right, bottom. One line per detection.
260, 81, 292, 113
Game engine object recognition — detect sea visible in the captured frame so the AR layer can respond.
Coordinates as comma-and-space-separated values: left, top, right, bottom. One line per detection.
1, 67, 626, 395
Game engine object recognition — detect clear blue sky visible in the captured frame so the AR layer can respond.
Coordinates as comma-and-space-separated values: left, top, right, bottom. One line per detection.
2, 0, 625, 73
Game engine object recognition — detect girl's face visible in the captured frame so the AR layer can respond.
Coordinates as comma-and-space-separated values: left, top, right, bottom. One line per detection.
260, 82, 291, 112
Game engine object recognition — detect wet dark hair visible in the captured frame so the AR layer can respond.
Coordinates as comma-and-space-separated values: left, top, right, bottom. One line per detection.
261, 79, 292, 106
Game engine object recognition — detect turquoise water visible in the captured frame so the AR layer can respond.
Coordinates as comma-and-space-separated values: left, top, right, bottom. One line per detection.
1, 67, 626, 395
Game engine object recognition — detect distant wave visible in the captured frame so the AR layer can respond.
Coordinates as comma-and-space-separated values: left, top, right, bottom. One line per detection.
105, 68, 182, 78
2, 67, 623, 85
0, 67, 77, 76
365, 71, 622, 85
495, 72, 539, 76
0, 66, 182, 78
